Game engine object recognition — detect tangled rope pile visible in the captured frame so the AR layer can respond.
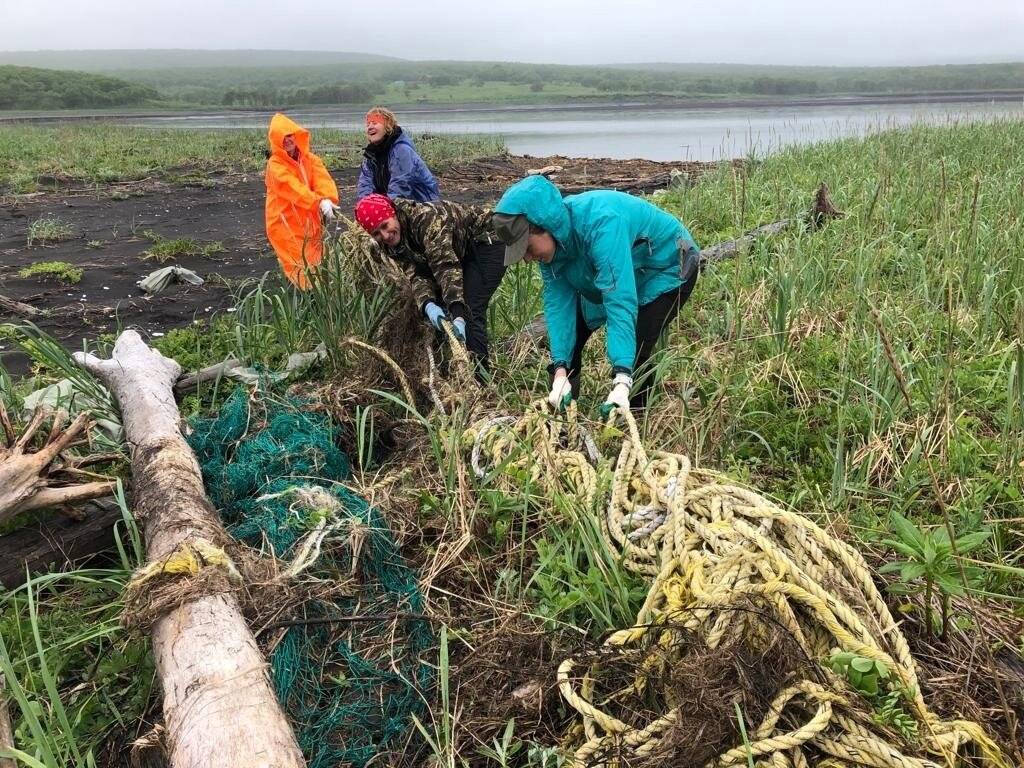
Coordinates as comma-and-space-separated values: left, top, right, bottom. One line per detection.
469, 402, 1010, 768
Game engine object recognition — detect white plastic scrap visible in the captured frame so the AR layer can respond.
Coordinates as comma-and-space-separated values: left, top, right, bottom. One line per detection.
136, 266, 205, 294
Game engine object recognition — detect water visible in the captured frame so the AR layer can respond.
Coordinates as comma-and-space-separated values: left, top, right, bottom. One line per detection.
129, 100, 1024, 162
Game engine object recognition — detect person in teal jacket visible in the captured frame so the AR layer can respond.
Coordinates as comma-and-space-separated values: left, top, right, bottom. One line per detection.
493, 175, 700, 412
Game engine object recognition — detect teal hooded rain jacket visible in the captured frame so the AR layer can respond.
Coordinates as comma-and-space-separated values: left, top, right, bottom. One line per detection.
495, 175, 698, 373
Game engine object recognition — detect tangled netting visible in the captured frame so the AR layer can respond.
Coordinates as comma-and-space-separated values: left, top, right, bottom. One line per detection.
468, 402, 1011, 768
187, 387, 433, 768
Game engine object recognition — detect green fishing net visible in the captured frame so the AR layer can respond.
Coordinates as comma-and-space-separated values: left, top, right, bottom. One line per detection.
188, 387, 432, 767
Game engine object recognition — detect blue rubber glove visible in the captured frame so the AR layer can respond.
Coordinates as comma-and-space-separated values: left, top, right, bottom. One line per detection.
424, 301, 446, 330
452, 317, 466, 342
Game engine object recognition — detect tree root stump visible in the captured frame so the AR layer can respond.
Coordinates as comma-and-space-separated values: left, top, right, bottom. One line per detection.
0, 402, 117, 527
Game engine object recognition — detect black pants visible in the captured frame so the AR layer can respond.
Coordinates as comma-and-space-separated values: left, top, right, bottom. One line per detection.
564, 251, 699, 409
460, 240, 507, 376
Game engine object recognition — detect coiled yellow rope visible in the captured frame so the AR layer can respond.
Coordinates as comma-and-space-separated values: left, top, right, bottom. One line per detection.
469, 402, 1010, 768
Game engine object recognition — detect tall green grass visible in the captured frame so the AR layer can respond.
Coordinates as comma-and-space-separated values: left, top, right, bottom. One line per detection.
0, 484, 151, 768
646, 117, 1024, 590
0, 124, 505, 191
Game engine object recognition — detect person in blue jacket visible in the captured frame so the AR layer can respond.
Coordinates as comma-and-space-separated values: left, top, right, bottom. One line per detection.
356, 107, 440, 203
493, 175, 700, 413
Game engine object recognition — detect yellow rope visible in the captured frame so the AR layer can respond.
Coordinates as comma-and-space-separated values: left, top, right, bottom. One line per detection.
339, 336, 417, 407
127, 537, 241, 589
468, 402, 1011, 768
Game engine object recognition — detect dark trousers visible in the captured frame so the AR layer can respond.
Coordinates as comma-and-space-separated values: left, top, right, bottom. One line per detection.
461, 240, 507, 376
565, 253, 699, 409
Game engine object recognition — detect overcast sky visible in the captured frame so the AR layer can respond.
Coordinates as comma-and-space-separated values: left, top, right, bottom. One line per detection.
1, 0, 1022, 67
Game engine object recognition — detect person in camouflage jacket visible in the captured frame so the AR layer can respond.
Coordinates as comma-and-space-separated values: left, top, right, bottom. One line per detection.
355, 193, 506, 375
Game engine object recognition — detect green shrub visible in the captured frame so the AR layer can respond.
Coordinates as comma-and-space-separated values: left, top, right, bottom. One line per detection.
17, 260, 82, 284
25, 216, 73, 246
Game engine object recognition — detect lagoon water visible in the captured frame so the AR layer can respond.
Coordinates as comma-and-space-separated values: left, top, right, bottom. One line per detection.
131, 100, 1024, 162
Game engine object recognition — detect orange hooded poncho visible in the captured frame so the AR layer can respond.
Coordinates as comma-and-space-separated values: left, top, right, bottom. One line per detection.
264, 113, 339, 288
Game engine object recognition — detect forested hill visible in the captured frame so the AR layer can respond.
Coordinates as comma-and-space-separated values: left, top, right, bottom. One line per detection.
0, 66, 159, 109
0, 49, 400, 70
0, 52, 1021, 110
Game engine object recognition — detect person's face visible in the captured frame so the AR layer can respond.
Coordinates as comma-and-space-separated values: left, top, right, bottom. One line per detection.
366, 119, 387, 144
371, 216, 401, 247
524, 230, 556, 264
282, 134, 296, 152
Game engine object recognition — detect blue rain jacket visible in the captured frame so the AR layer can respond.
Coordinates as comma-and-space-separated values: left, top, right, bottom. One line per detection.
495, 175, 698, 373
357, 129, 440, 202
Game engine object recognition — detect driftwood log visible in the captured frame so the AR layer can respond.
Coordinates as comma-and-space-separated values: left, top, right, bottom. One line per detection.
701, 182, 842, 263
0, 498, 121, 589
74, 331, 305, 768
0, 294, 39, 318
0, 403, 117, 527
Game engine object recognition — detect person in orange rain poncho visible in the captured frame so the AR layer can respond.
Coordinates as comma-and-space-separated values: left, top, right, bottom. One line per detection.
264, 113, 340, 288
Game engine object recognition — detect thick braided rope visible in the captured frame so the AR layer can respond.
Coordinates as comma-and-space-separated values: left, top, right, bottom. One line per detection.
471, 403, 1010, 768
465, 399, 599, 510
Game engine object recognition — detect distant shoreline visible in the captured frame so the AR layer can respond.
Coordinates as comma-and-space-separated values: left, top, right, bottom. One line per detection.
2, 90, 1023, 124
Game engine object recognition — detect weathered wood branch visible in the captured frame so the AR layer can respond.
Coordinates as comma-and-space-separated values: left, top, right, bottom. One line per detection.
172, 357, 243, 395
0, 294, 39, 318
560, 170, 679, 195
73, 331, 304, 768
0, 499, 121, 589
0, 404, 117, 526
701, 182, 843, 262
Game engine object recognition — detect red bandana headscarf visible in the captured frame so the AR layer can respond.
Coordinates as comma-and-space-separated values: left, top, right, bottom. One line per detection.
355, 194, 396, 233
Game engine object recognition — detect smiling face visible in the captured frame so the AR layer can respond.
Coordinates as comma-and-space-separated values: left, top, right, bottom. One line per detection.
366, 118, 388, 144
371, 216, 401, 247
282, 134, 298, 158
524, 230, 556, 264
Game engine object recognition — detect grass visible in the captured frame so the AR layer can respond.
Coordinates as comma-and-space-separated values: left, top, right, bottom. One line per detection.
0, 124, 505, 192
25, 216, 72, 246
17, 260, 82, 284
141, 230, 225, 262
378, 80, 605, 106
2, 117, 1023, 765
648, 117, 1024, 575
0, 484, 149, 768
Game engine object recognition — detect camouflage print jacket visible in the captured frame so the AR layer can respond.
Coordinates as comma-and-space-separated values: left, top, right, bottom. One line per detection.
380, 198, 495, 317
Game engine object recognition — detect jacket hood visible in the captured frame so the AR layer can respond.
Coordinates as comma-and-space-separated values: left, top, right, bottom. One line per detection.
268, 113, 311, 159
494, 175, 571, 248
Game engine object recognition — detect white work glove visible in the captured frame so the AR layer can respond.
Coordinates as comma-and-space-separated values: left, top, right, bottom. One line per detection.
548, 373, 572, 411
452, 317, 467, 342
319, 199, 338, 219
600, 373, 633, 417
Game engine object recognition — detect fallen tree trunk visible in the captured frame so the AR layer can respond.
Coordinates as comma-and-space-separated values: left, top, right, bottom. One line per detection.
0, 294, 39, 318
701, 182, 842, 263
0, 498, 121, 589
74, 331, 305, 768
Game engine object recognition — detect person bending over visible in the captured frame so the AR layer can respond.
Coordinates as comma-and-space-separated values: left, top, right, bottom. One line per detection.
493, 175, 700, 412
354, 193, 506, 377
